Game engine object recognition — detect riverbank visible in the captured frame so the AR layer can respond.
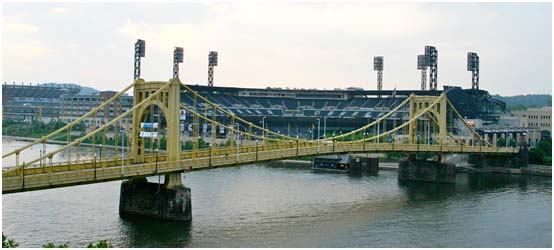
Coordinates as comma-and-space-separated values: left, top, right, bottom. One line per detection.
456, 164, 551, 177
2, 135, 128, 150
0, 136, 165, 152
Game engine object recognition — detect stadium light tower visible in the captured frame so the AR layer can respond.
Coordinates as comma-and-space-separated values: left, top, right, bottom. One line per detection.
417, 54, 427, 90
208, 51, 218, 87
373, 56, 384, 98
467, 52, 479, 90
173, 47, 184, 79
424, 46, 438, 90
133, 39, 146, 80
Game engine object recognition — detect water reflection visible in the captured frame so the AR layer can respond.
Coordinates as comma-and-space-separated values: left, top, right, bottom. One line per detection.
464, 173, 532, 191
398, 179, 457, 202
119, 215, 191, 248
397, 172, 551, 204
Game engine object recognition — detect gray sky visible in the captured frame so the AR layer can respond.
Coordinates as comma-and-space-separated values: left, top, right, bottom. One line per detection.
2, 2, 552, 96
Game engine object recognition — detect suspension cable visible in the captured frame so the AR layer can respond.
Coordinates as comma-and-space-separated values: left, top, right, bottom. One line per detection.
179, 82, 306, 142
3, 82, 136, 158
344, 94, 445, 143
445, 98, 493, 147
10, 81, 172, 169
323, 94, 414, 141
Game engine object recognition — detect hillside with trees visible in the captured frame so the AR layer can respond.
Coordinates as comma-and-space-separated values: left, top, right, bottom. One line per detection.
493, 94, 552, 110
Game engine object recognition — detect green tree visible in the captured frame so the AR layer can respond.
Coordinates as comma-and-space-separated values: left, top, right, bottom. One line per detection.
72, 121, 86, 131
183, 140, 194, 150
496, 137, 506, 147
160, 135, 167, 150
538, 139, 552, 155
508, 104, 528, 111
43, 242, 69, 248
217, 139, 231, 147
529, 138, 552, 165
543, 156, 552, 166
529, 147, 545, 164
87, 240, 113, 248
2, 233, 19, 248
509, 138, 517, 147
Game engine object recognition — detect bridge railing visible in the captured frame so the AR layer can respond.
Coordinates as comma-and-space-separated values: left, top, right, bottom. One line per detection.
3, 138, 519, 193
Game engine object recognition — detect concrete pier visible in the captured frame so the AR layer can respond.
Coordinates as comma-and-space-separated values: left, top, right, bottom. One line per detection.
398, 156, 456, 183
468, 145, 528, 169
119, 172, 191, 221
349, 157, 379, 175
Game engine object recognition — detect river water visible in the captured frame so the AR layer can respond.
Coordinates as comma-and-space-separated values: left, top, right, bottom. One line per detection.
2, 140, 552, 247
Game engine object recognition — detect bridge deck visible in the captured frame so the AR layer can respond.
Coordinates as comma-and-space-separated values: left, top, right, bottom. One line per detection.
3, 142, 517, 193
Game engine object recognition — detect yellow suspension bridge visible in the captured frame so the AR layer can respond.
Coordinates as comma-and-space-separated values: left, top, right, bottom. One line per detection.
2, 77, 518, 194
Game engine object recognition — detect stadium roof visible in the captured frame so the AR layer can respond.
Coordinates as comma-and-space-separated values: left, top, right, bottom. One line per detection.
2, 83, 81, 98
185, 84, 442, 97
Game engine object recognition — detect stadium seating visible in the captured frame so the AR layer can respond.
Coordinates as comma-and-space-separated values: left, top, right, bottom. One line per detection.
181, 92, 407, 120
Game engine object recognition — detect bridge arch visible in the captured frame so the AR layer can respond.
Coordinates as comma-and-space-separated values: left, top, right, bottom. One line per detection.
131, 79, 181, 164
408, 95, 447, 144
134, 99, 170, 161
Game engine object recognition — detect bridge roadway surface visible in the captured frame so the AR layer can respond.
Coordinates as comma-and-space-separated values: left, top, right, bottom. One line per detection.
2, 142, 517, 194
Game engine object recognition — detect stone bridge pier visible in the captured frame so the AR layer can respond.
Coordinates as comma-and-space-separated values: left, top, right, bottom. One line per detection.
398, 153, 456, 184
468, 144, 529, 169
119, 172, 192, 221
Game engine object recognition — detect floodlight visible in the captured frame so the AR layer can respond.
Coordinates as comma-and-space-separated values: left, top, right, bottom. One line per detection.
174, 47, 184, 63
467, 52, 479, 71
417, 55, 426, 70
209, 51, 218, 66
373, 56, 384, 71
136, 39, 145, 57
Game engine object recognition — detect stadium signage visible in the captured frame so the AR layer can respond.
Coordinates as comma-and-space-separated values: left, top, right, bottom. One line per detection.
139, 131, 158, 138
140, 122, 158, 129
180, 109, 186, 120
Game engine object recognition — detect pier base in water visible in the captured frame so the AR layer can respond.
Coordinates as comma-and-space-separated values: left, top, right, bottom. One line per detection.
468, 145, 529, 169
349, 157, 379, 175
398, 157, 456, 184
119, 172, 191, 221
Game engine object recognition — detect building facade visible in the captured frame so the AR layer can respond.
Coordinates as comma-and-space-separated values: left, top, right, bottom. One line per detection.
60, 91, 133, 129
512, 107, 552, 137
2, 82, 82, 123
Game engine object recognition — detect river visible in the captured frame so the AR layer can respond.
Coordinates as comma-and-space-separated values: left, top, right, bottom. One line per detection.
2, 140, 552, 247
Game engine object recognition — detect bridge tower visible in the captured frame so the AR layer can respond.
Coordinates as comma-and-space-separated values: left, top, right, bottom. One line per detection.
401, 94, 455, 184
121, 78, 191, 221
131, 78, 181, 165
408, 95, 447, 145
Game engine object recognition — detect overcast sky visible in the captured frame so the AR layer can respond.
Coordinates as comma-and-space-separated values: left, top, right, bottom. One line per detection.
2, 2, 552, 96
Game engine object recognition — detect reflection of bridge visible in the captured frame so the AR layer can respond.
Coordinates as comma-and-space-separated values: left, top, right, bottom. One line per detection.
2, 78, 518, 194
